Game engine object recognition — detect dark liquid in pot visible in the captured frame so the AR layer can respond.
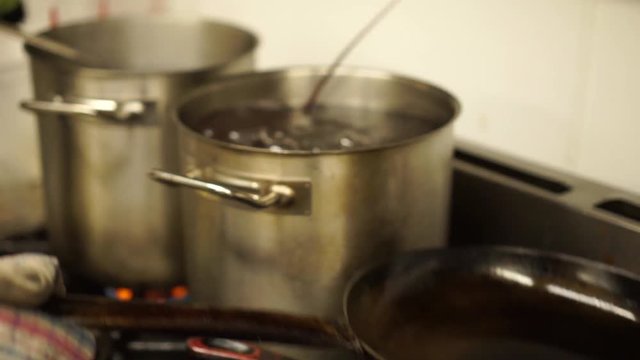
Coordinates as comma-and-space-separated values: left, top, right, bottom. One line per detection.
191, 102, 443, 152
348, 273, 640, 360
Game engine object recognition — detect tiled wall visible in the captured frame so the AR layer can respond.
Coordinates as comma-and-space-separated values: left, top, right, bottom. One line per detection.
1, 0, 639, 193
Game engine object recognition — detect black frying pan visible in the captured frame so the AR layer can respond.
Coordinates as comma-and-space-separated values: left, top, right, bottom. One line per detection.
45, 247, 640, 360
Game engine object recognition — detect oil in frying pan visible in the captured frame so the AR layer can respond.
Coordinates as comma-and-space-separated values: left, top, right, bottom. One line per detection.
347, 272, 640, 360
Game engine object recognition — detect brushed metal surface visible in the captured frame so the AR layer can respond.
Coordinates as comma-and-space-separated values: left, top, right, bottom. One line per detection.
24, 17, 258, 286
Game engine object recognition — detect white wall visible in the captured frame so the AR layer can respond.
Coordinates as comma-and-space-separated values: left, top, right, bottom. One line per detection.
1, 0, 639, 193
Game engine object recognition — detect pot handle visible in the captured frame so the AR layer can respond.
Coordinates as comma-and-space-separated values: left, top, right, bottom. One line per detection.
21, 96, 154, 124
149, 169, 296, 209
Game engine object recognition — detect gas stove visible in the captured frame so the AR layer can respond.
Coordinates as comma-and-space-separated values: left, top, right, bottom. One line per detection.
2, 141, 640, 359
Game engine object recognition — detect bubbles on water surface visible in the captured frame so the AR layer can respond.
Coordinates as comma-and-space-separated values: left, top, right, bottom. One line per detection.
202, 128, 215, 138
194, 102, 437, 153
228, 131, 240, 141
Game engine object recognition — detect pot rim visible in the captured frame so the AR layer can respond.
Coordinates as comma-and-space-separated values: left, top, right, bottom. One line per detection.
25, 15, 259, 77
172, 66, 461, 156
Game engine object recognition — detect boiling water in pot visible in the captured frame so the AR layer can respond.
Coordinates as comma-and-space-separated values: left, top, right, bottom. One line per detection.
192, 102, 441, 153
187, 0, 410, 153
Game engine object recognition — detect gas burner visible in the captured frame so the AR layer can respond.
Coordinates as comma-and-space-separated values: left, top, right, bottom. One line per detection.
104, 286, 190, 302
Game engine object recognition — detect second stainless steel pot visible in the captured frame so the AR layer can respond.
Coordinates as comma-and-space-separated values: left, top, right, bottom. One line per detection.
152, 67, 459, 318
21, 17, 258, 286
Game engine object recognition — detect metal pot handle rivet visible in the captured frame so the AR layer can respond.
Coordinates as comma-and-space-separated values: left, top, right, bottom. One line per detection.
149, 169, 295, 209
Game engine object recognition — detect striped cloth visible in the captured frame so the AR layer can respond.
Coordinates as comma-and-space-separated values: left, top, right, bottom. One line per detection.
0, 254, 95, 359
0, 306, 95, 360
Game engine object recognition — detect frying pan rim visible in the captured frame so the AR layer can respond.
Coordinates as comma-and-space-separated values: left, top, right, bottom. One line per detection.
342, 245, 640, 360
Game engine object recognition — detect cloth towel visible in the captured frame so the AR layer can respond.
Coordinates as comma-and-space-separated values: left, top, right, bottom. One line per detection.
0, 254, 95, 359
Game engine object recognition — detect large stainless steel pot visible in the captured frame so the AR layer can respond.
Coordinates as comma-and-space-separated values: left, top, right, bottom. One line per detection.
152, 67, 459, 317
21, 17, 258, 286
